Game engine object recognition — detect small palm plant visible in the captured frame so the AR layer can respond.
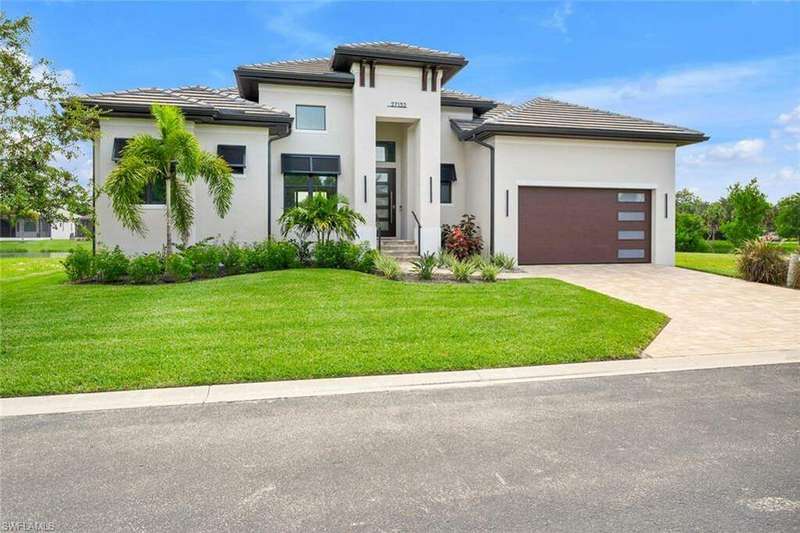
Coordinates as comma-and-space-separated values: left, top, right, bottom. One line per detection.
280, 194, 366, 244
411, 252, 437, 281
104, 104, 233, 255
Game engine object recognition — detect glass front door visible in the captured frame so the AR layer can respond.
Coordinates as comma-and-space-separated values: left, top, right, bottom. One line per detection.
376, 168, 396, 237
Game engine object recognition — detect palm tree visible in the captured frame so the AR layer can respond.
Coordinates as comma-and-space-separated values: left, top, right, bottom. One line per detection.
279, 194, 366, 244
104, 104, 233, 255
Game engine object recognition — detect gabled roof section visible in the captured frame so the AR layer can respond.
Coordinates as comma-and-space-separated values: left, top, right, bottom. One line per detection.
234, 58, 354, 100
77, 86, 292, 133
331, 41, 467, 84
441, 89, 497, 114
452, 97, 708, 145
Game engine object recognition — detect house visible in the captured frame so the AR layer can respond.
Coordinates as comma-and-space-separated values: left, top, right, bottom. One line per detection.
79, 42, 707, 265
0, 215, 84, 240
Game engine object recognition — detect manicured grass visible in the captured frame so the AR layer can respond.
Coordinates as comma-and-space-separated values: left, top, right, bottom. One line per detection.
0, 239, 89, 253
676, 252, 739, 278
703, 239, 798, 254
0, 257, 667, 397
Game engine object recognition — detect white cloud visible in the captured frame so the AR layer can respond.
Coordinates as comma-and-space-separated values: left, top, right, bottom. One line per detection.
263, 1, 336, 56
684, 138, 766, 165
541, 1, 573, 34
776, 104, 800, 137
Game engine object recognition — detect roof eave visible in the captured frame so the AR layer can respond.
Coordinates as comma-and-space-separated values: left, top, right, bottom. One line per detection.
331, 49, 467, 83
235, 68, 354, 99
468, 124, 709, 146
441, 97, 497, 115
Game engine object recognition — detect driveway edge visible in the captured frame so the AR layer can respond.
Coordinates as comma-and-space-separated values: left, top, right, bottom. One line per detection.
2, 350, 798, 417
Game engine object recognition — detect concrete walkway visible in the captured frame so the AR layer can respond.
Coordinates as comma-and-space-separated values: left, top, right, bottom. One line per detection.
504, 264, 799, 358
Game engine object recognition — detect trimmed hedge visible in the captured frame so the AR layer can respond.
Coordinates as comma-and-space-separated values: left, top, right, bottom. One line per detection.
62, 239, 375, 284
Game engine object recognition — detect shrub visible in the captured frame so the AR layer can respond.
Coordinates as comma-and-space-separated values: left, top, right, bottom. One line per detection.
411, 253, 437, 281
437, 250, 458, 270
245, 240, 299, 272
314, 240, 376, 272
165, 253, 193, 282
705, 239, 735, 254
220, 242, 246, 275
721, 179, 771, 246
183, 243, 224, 278
374, 254, 402, 280
128, 254, 163, 284
94, 247, 130, 282
736, 238, 788, 285
676, 213, 708, 252
62, 248, 94, 281
443, 214, 483, 260
451, 258, 478, 282
775, 193, 800, 241
491, 252, 516, 271
479, 262, 502, 282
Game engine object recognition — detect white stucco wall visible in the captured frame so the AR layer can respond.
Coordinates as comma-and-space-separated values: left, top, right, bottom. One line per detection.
95, 117, 272, 254
491, 136, 677, 265
440, 106, 470, 227
260, 84, 354, 239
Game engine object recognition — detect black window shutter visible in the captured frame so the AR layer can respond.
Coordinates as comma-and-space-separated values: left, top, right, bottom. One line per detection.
112, 138, 131, 161
440, 163, 457, 182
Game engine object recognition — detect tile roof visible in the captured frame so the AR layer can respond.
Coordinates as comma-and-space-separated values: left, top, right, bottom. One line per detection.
452, 97, 707, 145
335, 41, 465, 61
77, 86, 291, 126
236, 57, 334, 76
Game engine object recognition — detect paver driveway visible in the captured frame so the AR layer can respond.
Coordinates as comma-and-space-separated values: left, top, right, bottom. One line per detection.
504, 264, 799, 357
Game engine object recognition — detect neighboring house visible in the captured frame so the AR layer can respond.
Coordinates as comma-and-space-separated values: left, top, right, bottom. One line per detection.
79, 42, 707, 265
0, 216, 80, 240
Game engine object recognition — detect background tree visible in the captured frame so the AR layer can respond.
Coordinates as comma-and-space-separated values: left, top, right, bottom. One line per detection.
104, 104, 233, 254
703, 201, 727, 241
675, 188, 707, 216
775, 193, 800, 241
675, 213, 706, 252
720, 178, 771, 246
0, 14, 100, 225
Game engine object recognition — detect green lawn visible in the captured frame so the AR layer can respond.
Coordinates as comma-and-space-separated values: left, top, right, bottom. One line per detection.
703, 239, 798, 254
0, 257, 667, 397
0, 239, 89, 253
676, 252, 739, 278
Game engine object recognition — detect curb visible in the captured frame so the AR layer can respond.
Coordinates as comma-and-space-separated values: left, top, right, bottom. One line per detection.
2, 350, 798, 417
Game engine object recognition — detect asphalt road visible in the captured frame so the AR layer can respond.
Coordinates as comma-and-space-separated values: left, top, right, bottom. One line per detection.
2, 364, 799, 532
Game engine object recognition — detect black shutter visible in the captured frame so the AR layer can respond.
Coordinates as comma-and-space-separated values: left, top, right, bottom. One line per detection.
217, 145, 246, 174
281, 154, 340, 174
112, 138, 130, 161
440, 163, 457, 182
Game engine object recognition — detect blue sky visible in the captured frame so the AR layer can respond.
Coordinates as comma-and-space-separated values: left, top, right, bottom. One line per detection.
8, 0, 799, 201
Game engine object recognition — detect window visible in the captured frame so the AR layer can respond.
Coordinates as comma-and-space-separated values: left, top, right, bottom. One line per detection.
281, 154, 341, 174
112, 138, 130, 161
296, 105, 326, 131
618, 211, 646, 221
618, 249, 645, 259
23, 219, 37, 232
376, 141, 396, 163
618, 230, 645, 240
617, 192, 646, 203
284, 174, 337, 208
140, 178, 167, 205
440, 163, 456, 205
217, 145, 246, 175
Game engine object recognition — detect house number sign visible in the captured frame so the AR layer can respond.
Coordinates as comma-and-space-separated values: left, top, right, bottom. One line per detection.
388, 101, 407, 109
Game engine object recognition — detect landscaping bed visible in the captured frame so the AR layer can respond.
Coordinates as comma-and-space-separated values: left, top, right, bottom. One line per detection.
0, 256, 667, 397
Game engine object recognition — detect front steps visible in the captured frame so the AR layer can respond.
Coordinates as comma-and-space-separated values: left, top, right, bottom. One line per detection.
379, 238, 420, 262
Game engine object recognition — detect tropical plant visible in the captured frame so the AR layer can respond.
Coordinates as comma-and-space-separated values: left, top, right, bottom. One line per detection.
703, 201, 727, 241
62, 248, 94, 281
280, 194, 366, 244
451, 257, 479, 282
436, 250, 458, 270
104, 104, 233, 255
676, 213, 708, 252
411, 252, 437, 280
182, 242, 224, 278
720, 179, 770, 246
775, 193, 800, 241
442, 214, 483, 260
93, 247, 129, 282
479, 262, 502, 282
128, 254, 163, 284
165, 253, 193, 282
374, 253, 402, 280
490, 252, 516, 271
244, 240, 300, 272
736, 238, 788, 285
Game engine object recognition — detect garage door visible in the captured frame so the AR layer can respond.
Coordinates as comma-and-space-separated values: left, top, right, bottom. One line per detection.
518, 187, 651, 264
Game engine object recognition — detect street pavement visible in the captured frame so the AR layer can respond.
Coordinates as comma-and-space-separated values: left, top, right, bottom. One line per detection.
2, 364, 798, 532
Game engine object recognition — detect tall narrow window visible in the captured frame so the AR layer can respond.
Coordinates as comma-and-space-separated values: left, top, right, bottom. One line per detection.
376, 141, 396, 163
440, 163, 456, 205
112, 138, 130, 162
140, 178, 166, 205
217, 145, 246, 175
296, 105, 326, 131
284, 174, 337, 208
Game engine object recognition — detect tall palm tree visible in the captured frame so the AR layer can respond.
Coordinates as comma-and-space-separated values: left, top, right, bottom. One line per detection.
279, 194, 366, 244
104, 104, 233, 255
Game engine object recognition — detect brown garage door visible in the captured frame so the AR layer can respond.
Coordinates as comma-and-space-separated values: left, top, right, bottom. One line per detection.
518, 187, 651, 265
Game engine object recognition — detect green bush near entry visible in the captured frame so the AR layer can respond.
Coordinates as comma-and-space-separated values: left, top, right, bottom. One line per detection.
61, 247, 94, 281
245, 240, 300, 272
128, 254, 163, 284
165, 253, 193, 282
93, 247, 130, 282
313, 240, 376, 272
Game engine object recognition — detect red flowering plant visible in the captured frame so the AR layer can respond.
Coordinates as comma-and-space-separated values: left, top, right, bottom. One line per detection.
443, 214, 483, 260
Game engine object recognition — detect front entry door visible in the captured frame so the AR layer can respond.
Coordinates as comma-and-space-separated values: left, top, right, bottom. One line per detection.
376, 168, 396, 237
